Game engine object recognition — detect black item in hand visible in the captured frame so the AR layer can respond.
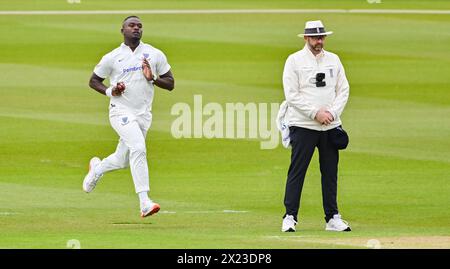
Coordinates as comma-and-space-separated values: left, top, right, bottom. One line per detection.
316, 73, 326, 87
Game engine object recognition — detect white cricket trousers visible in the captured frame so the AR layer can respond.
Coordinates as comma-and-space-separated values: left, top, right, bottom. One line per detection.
97, 112, 152, 193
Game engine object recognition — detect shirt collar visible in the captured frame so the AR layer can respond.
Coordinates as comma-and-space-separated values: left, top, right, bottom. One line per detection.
302, 44, 325, 60
120, 41, 144, 52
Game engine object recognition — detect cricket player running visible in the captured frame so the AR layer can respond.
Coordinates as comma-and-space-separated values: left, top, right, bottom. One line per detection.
83, 16, 175, 218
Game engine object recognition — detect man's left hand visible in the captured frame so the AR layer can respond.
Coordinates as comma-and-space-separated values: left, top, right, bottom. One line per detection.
324, 111, 334, 125
315, 108, 334, 125
142, 58, 153, 81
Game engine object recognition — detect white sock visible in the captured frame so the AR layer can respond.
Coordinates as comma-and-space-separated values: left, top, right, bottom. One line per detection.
138, 191, 150, 205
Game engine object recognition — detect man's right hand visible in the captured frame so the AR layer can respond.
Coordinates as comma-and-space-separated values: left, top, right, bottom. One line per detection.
112, 82, 126, 96
315, 108, 334, 125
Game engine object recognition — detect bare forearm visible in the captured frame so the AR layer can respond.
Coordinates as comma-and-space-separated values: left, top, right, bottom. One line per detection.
154, 76, 174, 91
89, 79, 108, 95
89, 73, 108, 95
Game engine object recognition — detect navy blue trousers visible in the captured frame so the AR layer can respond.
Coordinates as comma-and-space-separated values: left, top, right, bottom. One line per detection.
283, 126, 339, 222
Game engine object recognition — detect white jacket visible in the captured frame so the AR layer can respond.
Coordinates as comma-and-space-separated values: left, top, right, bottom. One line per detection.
282, 45, 349, 131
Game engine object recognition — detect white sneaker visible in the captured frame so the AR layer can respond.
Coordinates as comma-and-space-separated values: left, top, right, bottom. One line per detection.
82, 157, 102, 193
325, 214, 351, 232
281, 214, 297, 232
140, 201, 160, 218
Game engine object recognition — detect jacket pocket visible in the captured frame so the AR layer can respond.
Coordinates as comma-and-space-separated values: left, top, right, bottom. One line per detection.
324, 65, 338, 87
297, 67, 314, 86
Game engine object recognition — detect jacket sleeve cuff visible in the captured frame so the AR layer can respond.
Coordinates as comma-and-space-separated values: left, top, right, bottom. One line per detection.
329, 109, 337, 121
310, 108, 319, 120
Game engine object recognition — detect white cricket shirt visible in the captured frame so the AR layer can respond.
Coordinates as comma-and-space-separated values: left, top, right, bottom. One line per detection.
94, 41, 171, 116
283, 44, 350, 131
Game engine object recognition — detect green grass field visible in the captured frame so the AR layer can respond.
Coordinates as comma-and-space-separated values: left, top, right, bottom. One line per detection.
0, 0, 449, 249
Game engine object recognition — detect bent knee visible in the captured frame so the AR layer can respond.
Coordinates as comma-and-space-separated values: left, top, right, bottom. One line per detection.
118, 162, 129, 169
129, 144, 147, 155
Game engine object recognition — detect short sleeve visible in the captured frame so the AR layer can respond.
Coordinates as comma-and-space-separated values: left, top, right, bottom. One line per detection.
155, 50, 171, 76
93, 54, 112, 79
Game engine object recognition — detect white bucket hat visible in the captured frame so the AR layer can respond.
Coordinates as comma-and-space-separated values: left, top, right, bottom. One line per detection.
298, 20, 333, 37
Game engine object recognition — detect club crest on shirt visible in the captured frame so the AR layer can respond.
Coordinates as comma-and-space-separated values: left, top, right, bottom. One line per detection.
143, 53, 149, 59
121, 116, 129, 125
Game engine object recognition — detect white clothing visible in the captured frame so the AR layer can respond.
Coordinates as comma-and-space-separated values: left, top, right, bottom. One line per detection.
93, 41, 170, 194
96, 113, 152, 193
282, 44, 349, 131
276, 100, 291, 148
94, 41, 171, 116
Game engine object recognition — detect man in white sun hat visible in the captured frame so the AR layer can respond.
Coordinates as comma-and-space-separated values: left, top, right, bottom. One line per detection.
281, 20, 351, 232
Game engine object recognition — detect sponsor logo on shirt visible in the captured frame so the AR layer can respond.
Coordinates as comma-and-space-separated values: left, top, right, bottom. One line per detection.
122, 66, 143, 74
